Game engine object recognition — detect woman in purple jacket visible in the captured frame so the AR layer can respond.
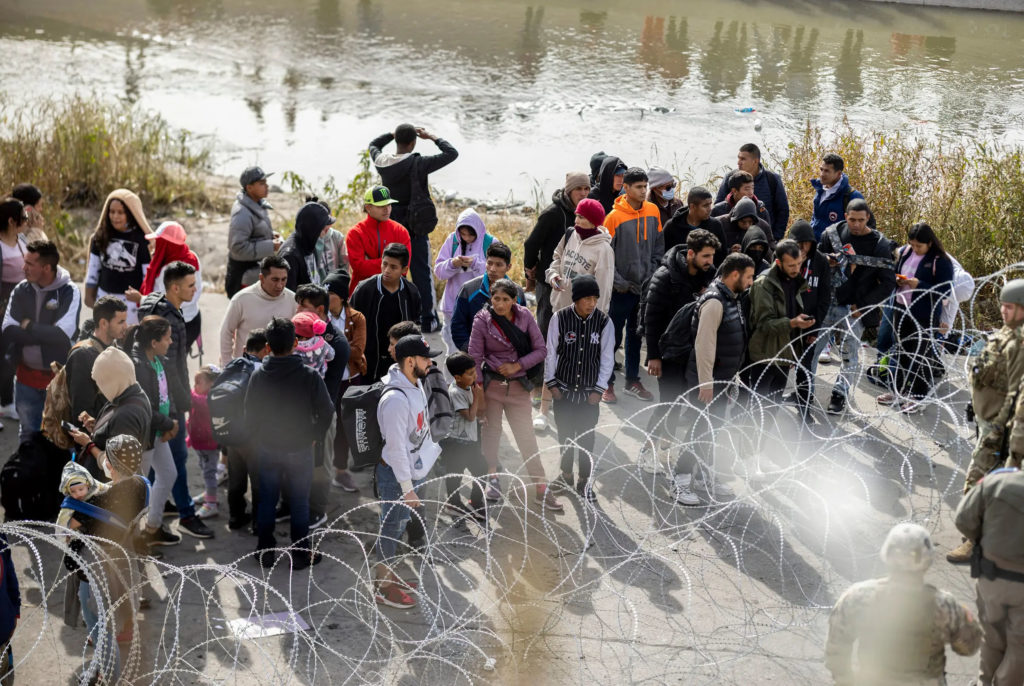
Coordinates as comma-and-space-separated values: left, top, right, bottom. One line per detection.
469, 279, 563, 512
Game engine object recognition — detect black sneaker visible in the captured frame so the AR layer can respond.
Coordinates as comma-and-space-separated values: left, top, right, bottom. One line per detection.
826, 392, 846, 415
141, 525, 180, 547
309, 511, 328, 530
613, 361, 623, 372
163, 501, 179, 518
549, 473, 574, 494
576, 480, 597, 503
292, 552, 323, 570
274, 505, 291, 522
255, 549, 276, 569
228, 512, 252, 530
781, 392, 799, 406
178, 516, 214, 539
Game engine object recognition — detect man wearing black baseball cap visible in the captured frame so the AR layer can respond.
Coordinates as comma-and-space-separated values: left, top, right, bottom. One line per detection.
373, 333, 443, 609
227, 166, 281, 297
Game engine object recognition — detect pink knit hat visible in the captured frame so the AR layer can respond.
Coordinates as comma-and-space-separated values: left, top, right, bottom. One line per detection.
292, 311, 327, 338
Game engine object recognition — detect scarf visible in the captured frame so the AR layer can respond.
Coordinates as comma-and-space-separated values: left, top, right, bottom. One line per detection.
141, 237, 199, 295
487, 306, 543, 385
575, 225, 600, 241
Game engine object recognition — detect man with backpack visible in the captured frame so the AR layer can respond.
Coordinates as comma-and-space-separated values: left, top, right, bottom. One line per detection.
246, 318, 333, 569
373, 334, 443, 608
369, 125, 459, 333
137, 261, 212, 539
214, 329, 270, 531
66, 296, 128, 420
638, 229, 720, 473
2, 240, 81, 441
662, 253, 755, 506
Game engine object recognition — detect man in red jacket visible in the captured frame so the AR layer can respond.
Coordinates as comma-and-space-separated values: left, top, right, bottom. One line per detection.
344, 186, 413, 296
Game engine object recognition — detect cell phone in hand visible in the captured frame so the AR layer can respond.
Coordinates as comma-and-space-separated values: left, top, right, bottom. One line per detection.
61, 420, 78, 434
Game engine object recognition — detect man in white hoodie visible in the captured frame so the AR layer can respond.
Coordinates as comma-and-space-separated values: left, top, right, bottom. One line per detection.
219, 255, 297, 365
374, 334, 443, 609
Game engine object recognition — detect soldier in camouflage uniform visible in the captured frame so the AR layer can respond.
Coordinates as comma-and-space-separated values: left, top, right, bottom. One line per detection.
955, 466, 1024, 685
947, 279, 1024, 564
825, 523, 981, 686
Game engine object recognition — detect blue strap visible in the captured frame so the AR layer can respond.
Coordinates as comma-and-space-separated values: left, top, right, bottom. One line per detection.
61, 498, 130, 530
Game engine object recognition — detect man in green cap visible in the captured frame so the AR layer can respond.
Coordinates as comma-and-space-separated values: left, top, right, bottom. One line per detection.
343, 185, 412, 297
948, 278, 1024, 563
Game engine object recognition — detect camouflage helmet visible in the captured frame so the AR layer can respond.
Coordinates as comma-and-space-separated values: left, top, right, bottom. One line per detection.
1000, 279, 1024, 307
880, 523, 934, 574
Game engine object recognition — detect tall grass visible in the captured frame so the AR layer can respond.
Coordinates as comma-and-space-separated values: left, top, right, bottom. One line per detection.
0, 95, 215, 267
774, 123, 1024, 282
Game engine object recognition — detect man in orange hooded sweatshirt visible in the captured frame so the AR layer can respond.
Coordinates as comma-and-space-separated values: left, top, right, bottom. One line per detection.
602, 167, 663, 403
344, 186, 413, 296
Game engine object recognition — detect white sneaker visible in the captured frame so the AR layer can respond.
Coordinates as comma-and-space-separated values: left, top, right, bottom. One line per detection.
532, 413, 549, 431
196, 502, 218, 519
216, 464, 228, 485
818, 343, 833, 365
638, 444, 664, 475
0, 404, 18, 420
693, 475, 735, 499
673, 474, 701, 506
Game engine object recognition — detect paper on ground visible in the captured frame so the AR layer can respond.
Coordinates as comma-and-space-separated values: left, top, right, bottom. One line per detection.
227, 612, 310, 640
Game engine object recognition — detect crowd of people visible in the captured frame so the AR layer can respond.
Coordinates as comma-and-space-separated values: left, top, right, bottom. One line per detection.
0, 123, 1021, 684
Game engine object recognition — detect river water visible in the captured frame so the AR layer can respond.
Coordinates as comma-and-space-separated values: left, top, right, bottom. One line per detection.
2, 0, 1024, 203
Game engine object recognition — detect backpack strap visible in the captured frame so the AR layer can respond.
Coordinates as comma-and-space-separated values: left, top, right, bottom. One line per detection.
60, 497, 130, 530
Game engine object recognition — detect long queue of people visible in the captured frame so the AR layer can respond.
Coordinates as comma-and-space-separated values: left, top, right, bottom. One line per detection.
0, 123, 1022, 684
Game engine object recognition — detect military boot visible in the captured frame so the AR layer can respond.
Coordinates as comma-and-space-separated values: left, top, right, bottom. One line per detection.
946, 539, 973, 564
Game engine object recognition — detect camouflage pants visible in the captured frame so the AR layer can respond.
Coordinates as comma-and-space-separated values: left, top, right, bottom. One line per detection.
965, 419, 1007, 492
976, 576, 1024, 686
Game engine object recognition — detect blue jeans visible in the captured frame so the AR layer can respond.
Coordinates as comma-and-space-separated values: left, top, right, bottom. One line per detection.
410, 234, 437, 328
167, 412, 196, 519
875, 295, 896, 356
816, 304, 865, 398
14, 381, 45, 443
609, 291, 642, 384
79, 581, 120, 682
374, 463, 426, 563
256, 447, 314, 552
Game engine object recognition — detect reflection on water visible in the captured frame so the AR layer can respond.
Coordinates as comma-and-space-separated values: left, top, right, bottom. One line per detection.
1, 0, 1023, 199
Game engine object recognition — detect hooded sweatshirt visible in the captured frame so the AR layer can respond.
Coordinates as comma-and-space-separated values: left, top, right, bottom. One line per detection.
741, 225, 772, 277
433, 208, 490, 317
2, 265, 80, 379
715, 164, 789, 240
378, 363, 442, 493
788, 219, 831, 328
604, 194, 664, 295
280, 202, 330, 291
219, 282, 297, 365
91, 347, 152, 458
588, 155, 624, 215
722, 197, 775, 254
545, 226, 615, 313
368, 132, 459, 229
344, 215, 413, 296
244, 353, 334, 452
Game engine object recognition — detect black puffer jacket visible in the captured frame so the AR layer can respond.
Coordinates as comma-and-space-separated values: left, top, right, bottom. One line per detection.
788, 219, 830, 329
137, 294, 190, 412
523, 189, 576, 276
662, 206, 728, 263
641, 245, 714, 361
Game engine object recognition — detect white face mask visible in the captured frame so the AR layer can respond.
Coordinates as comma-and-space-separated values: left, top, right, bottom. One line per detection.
100, 456, 113, 480
660, 187, 676, 201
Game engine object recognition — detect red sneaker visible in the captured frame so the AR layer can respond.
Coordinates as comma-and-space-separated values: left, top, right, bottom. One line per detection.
375, 582, 416, 609
601, 386, 617, 404
624, 381, 653, 401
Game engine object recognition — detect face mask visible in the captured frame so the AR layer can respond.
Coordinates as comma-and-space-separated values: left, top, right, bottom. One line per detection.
661, 188, 676, 201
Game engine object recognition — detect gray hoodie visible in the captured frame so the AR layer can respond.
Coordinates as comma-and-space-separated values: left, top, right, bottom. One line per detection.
377, 363, 442, 491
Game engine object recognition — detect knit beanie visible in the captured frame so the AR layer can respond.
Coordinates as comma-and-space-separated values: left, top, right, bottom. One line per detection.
92, 347, 136, 402
293, 311, 327, 338
105, 434, 144, 476
323, 269, 350, 300
574, 198, 606, 228
564, 171, 589, 195
571, 275, 601, 302
647, 166, 673, 189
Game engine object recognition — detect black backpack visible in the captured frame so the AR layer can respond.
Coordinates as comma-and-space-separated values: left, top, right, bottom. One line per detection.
1, 433, 71, 522
658, 299, 701, 364
340, 382, 403, 469
404, 156, 439, 236
208, 357, 257, 446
